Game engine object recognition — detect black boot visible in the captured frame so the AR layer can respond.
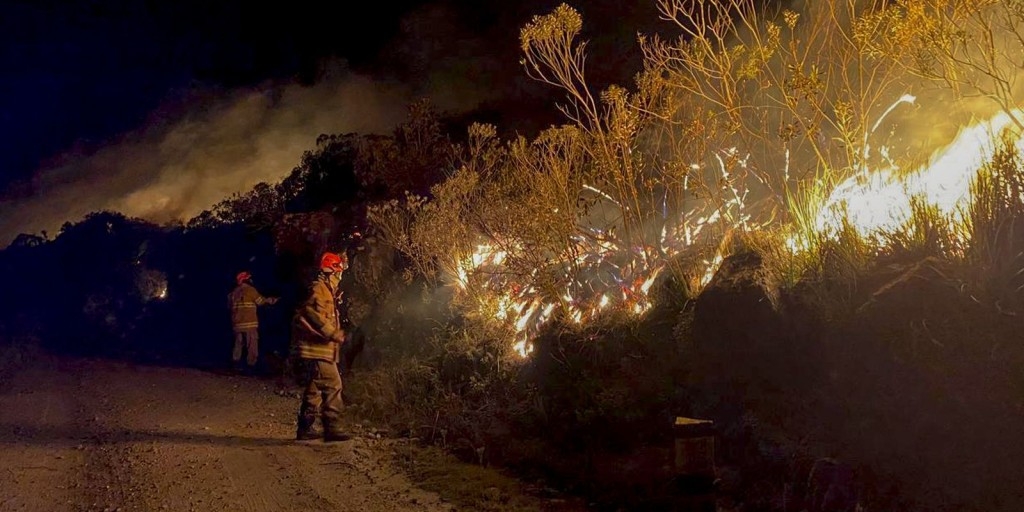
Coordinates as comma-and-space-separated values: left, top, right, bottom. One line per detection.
296, 429, 320, 441
296, 415, 319, 441
323, 430, 352, 442
322, 419, 351, 442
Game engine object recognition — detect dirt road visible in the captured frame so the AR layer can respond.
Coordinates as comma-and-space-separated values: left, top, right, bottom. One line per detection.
0, 354, 533, 512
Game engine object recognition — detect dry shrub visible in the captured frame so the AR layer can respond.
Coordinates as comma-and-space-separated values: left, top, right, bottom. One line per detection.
349, 316, 535, 463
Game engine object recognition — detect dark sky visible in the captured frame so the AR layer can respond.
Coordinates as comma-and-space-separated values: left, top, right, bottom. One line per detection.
0, 0, 667, 243
0, 0, 432, 188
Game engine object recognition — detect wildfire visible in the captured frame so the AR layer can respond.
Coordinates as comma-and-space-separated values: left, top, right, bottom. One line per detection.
136, 269, 169, 302
450, 150, 755, 357
817, 108, 1024, 241
453, 239, 644, 358
444, 100, 1024, 359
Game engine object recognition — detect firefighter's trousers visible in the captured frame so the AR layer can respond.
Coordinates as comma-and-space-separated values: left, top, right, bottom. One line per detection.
232, 329, 259, 367
295, 359, 344, 434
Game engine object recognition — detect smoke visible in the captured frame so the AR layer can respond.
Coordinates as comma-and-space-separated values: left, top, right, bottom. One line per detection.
0, 1, 671, 247
0, 0, 529, 247
0, 67, 425, 245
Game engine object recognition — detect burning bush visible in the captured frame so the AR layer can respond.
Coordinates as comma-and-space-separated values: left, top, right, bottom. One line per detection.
345, 1, 1024, 510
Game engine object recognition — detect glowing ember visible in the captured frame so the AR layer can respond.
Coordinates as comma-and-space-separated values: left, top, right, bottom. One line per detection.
450, 159, 755, 357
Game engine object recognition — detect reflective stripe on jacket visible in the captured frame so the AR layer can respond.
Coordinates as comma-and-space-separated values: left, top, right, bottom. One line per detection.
291, 273, 342, 362
228, 283, 269, 331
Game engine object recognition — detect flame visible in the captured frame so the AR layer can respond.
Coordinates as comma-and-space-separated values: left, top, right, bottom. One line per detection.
450, 156, 755, 358
817, 109, 1024, 241
445, 89, 1024, 359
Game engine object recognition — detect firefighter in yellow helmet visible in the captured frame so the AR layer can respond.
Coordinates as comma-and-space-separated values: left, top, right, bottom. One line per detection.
291, 251, 351, 442
228, 271, 279, 373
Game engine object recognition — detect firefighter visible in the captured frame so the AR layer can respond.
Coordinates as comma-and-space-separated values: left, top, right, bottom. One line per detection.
228, 271, 279, 372
291, 251, 351, 442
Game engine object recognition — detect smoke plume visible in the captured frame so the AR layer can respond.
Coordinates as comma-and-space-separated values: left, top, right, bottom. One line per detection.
0, 69, 415, 245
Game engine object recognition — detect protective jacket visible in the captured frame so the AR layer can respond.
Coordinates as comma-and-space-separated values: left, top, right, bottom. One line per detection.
228, 282, 272, 332
291, 273, 343, 362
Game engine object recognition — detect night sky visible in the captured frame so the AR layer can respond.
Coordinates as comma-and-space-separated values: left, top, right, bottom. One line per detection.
0, 0, 666, 244
0, 0, 423, 185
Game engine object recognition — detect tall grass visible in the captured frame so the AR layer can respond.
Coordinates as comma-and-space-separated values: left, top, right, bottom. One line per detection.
964, 137, 1024, 310
747, 172, 873, 293
879, 196, 961, 261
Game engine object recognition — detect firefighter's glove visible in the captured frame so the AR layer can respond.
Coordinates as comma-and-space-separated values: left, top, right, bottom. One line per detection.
331, 330, 347, 344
